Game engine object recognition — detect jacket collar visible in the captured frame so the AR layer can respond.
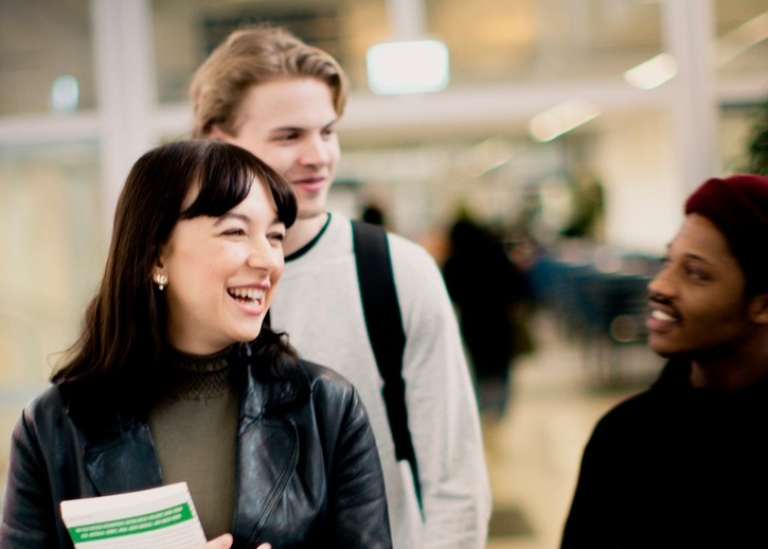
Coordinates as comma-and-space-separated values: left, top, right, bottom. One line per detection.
66, 358, 312, 500
240, 359, 312, 419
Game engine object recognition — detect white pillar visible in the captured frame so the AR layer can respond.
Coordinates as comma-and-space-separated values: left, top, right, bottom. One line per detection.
91, 0, 157, 232
388, 0, 426, 39
661, 0, 719, 195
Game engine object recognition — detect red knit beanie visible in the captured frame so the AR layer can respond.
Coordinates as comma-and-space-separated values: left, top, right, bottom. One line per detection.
685, 174, 768, 295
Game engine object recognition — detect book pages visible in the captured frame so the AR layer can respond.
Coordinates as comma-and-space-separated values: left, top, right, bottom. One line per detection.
60, 482, 207, 549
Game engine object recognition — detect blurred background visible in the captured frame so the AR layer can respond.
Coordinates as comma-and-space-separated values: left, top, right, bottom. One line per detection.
2, 1, 768, 547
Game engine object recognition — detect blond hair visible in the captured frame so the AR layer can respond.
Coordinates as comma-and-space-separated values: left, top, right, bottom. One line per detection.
189, 25, 348, 138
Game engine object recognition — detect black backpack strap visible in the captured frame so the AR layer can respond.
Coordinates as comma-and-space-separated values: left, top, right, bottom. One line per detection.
351, 220, 422, 512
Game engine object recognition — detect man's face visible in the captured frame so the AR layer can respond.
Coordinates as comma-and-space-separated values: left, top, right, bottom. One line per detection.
646, 213, 754, 358
214, 77, 340, 222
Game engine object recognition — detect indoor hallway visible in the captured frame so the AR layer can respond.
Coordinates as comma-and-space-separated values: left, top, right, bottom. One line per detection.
482, 309, 663, 549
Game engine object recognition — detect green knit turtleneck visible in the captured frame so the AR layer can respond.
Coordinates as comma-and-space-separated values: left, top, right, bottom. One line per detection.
148, 345, 239, 540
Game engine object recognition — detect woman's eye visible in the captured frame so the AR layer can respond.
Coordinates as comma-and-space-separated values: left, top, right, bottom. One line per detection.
222, 228, 246, 236
270, 232, 285, 243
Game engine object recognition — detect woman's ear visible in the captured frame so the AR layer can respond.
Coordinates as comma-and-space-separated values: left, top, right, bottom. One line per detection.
749, 293, 768, 324
152, 258, 168, 291
152, 249, 167, 284
153, 245, 165, 272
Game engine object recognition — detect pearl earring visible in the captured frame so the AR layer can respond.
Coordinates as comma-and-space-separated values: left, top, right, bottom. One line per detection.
155, 274, 168, 291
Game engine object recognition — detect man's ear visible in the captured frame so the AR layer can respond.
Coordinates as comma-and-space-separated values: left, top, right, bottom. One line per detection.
207, 125, 230, 142
749, 293, 768, 324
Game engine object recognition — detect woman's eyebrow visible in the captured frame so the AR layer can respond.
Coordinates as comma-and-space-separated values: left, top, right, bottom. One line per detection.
212, 212, 283, 226
213, 211, 249, 225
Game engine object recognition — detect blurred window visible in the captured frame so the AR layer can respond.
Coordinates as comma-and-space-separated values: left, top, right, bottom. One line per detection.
151, 0, 388, 103
424, 0, 663, 86
0, 0, 95, 115
0, 142, 105, 389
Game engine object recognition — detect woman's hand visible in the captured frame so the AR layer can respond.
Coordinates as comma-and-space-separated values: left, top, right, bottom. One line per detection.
205, 534, 271, 549
206, 534, 234, 548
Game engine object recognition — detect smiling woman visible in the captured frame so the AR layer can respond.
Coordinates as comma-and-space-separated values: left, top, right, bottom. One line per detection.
0, 139, 393, 549
156, 159, 288, 355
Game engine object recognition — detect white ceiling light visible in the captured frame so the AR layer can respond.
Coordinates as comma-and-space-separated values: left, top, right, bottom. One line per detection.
623, 8, 768, 90
717, 9, 768, 66
623, 53, 678, 90
366, 39, 449, 95
50, 75, 80, 113
457, 137, 513, 177
528, 99, 601, 142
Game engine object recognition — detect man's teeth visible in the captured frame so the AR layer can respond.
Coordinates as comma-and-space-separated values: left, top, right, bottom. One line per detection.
651, 309, 675, 322
229, 288, 265, 301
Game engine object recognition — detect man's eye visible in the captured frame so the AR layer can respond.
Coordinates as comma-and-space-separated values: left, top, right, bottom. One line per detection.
684, 266, 705, 280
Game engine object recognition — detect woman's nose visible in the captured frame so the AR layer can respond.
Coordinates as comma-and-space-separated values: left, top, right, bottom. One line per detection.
246, 241, 282, 270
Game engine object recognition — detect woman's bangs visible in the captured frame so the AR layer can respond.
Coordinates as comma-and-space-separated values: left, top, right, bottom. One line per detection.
181, 161, 253, 219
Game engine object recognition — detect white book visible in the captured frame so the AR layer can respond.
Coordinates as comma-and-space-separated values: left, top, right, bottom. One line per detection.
59, 482, 207, 549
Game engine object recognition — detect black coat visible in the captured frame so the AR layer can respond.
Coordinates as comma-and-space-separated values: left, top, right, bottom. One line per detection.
0, 359, 392, 549
561, 358, 768, 549
442, 219, 526, 378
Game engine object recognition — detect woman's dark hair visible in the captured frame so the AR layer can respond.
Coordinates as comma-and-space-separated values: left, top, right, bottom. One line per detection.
52, 140, 298, 401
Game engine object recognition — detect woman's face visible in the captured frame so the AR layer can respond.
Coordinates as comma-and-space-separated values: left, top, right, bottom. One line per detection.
156, 178, 286, 355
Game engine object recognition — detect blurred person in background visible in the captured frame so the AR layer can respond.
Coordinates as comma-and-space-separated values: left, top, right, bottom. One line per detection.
561, 174, 768, 548
0, 140, 391, 549
360, 201, 387, 227
189, 25, 490, 549
442, 209, 531, 425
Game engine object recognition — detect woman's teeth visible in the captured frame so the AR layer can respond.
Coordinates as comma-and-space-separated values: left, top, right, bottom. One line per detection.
228, 288, 264, 302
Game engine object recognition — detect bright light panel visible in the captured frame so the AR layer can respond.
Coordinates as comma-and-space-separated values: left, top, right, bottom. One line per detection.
529, 99, 601, 142
366, 39, 449, 95
717, 10, 768, 66
51, 75, 79, 113
624, 53, 678, 90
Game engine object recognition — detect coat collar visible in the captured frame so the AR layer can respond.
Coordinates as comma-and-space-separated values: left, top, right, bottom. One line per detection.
67, 358, 312, 506
240, 359, 312, 419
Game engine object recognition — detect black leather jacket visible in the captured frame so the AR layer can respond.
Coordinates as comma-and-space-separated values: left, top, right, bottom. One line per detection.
0, 359, 392, 549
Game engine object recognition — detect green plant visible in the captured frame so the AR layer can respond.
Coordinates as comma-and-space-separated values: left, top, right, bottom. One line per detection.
747, 103, 768, 176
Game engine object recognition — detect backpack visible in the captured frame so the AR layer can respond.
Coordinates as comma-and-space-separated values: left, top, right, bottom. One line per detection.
351, 220, 422, 512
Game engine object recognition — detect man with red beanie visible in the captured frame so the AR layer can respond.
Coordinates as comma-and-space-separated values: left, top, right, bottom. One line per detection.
561, 174, 768, 548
